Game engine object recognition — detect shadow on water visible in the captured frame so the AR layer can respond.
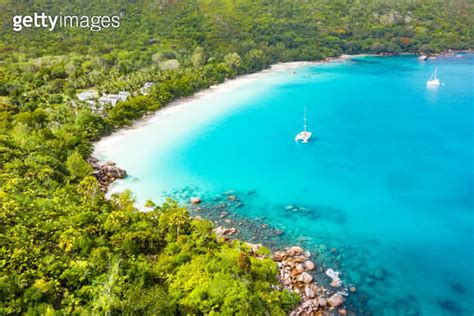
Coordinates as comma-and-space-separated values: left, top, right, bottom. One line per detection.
449, 281, 467, 295
281, 202, 347, 225
437, 299, 463, 314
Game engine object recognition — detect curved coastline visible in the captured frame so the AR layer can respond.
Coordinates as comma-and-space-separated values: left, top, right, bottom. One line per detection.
92, 55, 366, 314
94, 59, 345, 156
93, 54, 371, 166
93, 55, 366, 200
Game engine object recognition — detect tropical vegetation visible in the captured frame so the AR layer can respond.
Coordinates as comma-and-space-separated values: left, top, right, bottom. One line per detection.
0, 0, 472, 314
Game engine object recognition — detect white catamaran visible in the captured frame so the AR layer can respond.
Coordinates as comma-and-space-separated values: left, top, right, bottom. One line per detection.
426, 67, 441, 86
295, 107, 312, 143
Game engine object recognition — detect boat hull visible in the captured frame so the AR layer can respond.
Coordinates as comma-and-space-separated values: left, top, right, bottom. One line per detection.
295, 131, 312, 143
427, 79, 440, 86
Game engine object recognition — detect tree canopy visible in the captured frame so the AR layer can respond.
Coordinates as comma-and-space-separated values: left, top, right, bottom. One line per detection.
0, 0, 472, 314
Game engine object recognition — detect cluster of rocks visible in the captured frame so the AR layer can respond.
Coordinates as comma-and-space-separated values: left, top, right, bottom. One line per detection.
188, 194, 354, 315
274, 246, 350, 315
88, 157, 127, 191
285, 205, 310, 213
420, 50, 470, 60
188, 194, 287, 248
190, 193, 241, 206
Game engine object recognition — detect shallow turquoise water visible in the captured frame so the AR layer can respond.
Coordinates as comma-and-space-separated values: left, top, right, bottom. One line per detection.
95, 55, 474, 315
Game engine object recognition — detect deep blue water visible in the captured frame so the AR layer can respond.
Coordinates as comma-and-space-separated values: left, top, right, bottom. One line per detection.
95, 54, 474, 315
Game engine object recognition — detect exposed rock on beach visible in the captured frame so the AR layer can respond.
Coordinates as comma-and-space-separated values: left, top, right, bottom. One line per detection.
88, 157, 127, 191
274, 246, 350, 315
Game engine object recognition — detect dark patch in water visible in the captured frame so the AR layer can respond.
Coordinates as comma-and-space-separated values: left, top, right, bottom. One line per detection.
389, 296, 421, 316
282, 204, 321, 221
449, 281, 467, 295
317, 205, 347, 224
281, 203, 348, 224
353, 58, 379, 65
437, 299, 463, 314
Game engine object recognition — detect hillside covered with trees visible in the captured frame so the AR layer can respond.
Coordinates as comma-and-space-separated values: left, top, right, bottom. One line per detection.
0, 0, 472, 314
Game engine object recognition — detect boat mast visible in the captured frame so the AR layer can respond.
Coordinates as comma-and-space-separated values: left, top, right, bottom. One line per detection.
430, 67, 438, 81
304, 106, 307, 132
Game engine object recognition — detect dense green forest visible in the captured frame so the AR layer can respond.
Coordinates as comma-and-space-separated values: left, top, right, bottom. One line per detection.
0, 0, 472, 314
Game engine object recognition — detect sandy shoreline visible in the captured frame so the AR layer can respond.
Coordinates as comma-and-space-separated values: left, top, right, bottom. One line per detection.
93, 54, 370, 153
96, 61, 317, 138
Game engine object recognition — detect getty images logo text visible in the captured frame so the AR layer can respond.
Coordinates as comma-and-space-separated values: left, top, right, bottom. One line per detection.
13, 12, 121, 32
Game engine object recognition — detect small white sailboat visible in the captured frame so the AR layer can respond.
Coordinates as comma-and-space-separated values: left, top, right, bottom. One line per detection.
295, 107, 312, 143
418, 55, 428, 61
426, 67, 441, 86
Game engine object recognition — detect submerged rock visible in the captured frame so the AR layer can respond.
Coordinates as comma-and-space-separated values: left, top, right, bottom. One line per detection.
274, 229, 284, 236
326, 268, 342, 287
330, 279, 342, 287
190, 197, 202, 204
373, 268, 384, 279
449, 281, 467, 295
438, 299, 463, 314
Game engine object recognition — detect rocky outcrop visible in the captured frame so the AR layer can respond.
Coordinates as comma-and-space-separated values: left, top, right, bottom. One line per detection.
274, 246, 349, 315
88, 157, 127, 191
327, 292, 345, 307
213, 226, 238, 240
170, 189, 353, 314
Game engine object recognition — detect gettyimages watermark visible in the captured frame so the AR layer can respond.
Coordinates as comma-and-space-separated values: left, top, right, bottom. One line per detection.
12, 12, 121, 32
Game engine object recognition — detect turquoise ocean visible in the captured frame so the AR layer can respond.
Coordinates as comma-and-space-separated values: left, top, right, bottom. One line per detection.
95, 54, 474, 315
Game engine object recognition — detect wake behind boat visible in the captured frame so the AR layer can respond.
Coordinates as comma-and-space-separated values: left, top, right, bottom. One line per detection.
295, 107, 312, 143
